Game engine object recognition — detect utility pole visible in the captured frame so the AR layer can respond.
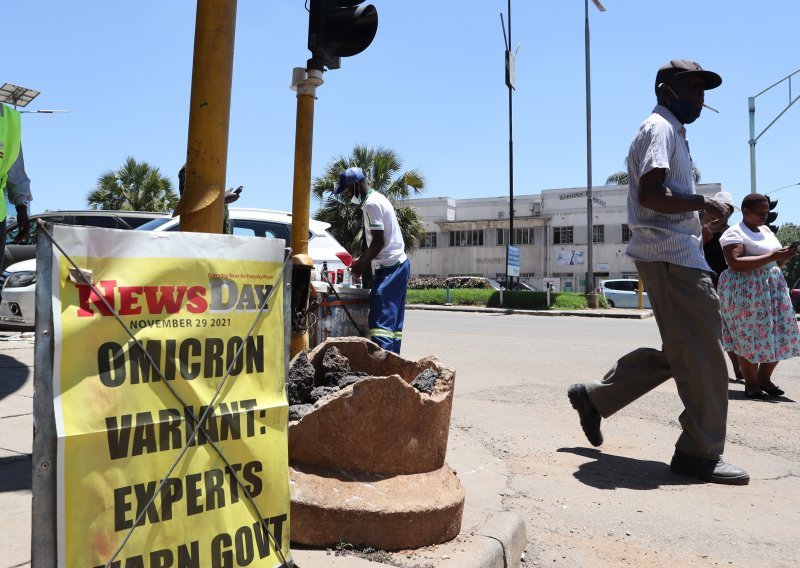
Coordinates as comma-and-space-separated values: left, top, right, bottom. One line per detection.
584, 0, 605, 301
176, 0, 237, 233
501, 1, 516, 289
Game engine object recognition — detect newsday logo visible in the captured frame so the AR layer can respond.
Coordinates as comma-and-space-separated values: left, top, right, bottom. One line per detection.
74, 277, 275, 317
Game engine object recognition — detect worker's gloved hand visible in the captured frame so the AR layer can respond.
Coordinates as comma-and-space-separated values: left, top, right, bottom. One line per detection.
12, 205, 30, 244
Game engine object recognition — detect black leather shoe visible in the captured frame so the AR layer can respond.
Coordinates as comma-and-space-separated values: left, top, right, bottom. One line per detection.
568, 384, 603, 447
670, 450, 750, 485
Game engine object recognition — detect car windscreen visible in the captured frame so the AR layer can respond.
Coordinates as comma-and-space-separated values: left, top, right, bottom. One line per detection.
135, 217, 175, 231
5, 216, 68, 245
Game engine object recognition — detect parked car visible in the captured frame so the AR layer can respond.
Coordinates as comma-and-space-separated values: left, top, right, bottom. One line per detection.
791, 278, 800, 313
136, 208, 352, 281
2, 210, 168, 270
0, 258, 35, 327
600, 278, 651, 309
496, 278, 538, 291
0, 208, 351, 328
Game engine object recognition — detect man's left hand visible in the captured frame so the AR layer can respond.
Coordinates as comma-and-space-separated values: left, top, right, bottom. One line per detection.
12, 205, 30, 244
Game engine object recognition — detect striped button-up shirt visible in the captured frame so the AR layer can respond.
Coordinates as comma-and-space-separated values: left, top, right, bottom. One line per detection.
626, 105, 709, 271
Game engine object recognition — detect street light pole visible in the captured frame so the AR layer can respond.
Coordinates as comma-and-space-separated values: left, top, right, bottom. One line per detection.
584, 0, 605, 297
748, 68, 800, 193
501, 1, 516, 289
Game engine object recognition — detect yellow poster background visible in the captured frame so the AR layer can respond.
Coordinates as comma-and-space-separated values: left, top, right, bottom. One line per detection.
53, 237, 290, 568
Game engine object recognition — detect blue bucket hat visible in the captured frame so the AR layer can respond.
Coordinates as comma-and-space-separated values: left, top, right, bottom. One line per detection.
334, 167, 366, 194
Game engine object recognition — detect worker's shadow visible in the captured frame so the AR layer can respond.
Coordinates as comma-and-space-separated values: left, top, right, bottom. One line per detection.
558, 447, 701, 489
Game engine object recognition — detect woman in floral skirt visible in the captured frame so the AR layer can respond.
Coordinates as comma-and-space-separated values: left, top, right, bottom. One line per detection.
718, 193, 800, 398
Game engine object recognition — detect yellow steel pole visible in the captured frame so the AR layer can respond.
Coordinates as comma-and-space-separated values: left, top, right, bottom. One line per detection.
289, 68, 324, 357
175, 0, 237, 233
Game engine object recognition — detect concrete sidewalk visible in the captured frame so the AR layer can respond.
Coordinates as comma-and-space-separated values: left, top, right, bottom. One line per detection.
0, 331, 527, 568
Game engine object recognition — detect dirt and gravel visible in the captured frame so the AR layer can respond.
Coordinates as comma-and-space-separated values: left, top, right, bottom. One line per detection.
401, 310, 800, 567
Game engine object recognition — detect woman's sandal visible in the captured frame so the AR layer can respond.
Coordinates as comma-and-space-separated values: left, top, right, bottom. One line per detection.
744, 390, 768, 399
763, 386, 785, 397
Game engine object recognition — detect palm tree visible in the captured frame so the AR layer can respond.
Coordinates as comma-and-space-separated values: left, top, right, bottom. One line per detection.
87, 156, 178, 211
312, 145, 425, 256
605, 162, 702, 186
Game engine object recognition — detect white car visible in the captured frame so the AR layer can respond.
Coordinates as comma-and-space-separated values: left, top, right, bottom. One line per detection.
136, 208, 352, 281
600, 278, 651, 309
0, 258, 36, 327
0, 208, 352, 328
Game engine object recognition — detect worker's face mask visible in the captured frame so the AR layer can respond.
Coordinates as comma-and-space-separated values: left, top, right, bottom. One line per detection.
347, 185, 361, 206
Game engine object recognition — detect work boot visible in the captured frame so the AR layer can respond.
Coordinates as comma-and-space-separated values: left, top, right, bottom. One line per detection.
568, 384, 603, 447
670, 450, 750, 485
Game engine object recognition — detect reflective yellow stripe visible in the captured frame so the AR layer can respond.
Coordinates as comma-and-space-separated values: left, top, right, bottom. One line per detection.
369, 328, 394, 338
393, 331, 403, 338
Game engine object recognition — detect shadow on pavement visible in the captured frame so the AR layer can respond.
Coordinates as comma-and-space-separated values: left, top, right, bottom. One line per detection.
728, 389, 794, 403
0, 353, 28, 400
557, 447, 701, 490
0, 454, 32, 492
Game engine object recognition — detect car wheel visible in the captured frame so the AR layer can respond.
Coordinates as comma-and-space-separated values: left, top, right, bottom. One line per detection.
607, 299, 615, 308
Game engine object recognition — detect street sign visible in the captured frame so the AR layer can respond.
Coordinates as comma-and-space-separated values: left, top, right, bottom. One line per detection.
507, 245, 520, 277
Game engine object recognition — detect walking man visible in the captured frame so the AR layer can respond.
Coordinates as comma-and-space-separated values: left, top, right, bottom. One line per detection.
334, 167, 410, 354
568, 60, 749, 485
0, 102, 32, 270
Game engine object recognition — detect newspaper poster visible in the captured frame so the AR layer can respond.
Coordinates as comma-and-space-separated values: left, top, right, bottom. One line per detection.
49, 225, 290, 567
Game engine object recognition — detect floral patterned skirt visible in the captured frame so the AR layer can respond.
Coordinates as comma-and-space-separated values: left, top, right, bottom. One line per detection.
718, 264, 800, 363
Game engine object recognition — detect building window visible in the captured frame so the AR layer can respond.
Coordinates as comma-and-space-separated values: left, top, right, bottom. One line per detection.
622, 224, 633, 243
450, 229, 484, 247
593, 225, 605, 243
420, 232, 437, 248
497, 227, 533, 246
553, 226, 573, 244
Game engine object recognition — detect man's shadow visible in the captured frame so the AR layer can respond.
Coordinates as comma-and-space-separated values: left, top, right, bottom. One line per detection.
558, 447, 702, 489
0, 351, 33, 492
0, 352, 28, 401
0, 455, 31, 492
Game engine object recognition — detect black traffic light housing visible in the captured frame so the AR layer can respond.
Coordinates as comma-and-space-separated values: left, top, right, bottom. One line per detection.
767, 197, 779, 233
308, 0, 378, 71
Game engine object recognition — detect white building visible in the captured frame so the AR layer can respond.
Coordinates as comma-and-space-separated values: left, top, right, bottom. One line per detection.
402, 183, 721, 292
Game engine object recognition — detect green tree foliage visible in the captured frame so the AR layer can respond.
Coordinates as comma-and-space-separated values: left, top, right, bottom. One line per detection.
86, 156, 178, 212
312, 145, 425, 256
777, 223, 800, 286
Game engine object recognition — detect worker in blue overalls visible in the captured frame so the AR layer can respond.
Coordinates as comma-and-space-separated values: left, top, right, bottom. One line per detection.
334, 167, 410, 354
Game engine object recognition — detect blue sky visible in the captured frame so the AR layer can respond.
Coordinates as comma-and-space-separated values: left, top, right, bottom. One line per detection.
6, 1, 800, 224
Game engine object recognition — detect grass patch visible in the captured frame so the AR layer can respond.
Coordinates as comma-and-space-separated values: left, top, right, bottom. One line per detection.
406, 289, 607, 310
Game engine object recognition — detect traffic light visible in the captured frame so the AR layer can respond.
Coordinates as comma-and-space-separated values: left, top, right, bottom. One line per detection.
307, 0, 378, 71
767, 198, 779, 233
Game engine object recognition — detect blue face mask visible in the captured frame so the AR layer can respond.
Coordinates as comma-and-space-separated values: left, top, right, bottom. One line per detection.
350, 194, 362, 206
665, 85, 702, 124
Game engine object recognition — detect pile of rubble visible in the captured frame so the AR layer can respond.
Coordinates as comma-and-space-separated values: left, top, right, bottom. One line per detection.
287, 345, 439, 421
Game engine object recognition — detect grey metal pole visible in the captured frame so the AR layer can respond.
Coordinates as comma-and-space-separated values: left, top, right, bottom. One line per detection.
584, 0, 594, 294
749, 96, 757, 194
507, 0, 515, 288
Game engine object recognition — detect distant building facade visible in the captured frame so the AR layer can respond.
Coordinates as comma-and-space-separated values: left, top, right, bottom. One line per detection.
402, 183, 721, 292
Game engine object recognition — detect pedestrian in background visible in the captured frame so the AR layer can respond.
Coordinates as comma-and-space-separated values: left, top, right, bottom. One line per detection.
568, 60, 749, 485
701, 191, 744, 383
333, 167, 409, 354
0, 103, 32, 270
718, 193, 800, 398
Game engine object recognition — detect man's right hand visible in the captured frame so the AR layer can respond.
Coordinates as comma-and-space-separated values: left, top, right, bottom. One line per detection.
701, 196, 729, 223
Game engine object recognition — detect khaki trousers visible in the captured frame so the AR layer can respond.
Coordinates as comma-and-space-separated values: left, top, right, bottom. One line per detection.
586, 261, 728, 460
